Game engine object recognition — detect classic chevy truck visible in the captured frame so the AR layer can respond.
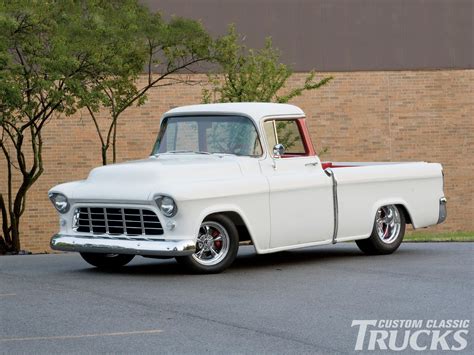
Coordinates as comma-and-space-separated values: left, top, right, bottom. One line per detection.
49, 103, 447, 273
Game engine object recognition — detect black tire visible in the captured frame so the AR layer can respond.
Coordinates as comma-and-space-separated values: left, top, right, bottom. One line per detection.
176, 214, 239, 274
356, 205, 406, 255
80, 253, 135, 269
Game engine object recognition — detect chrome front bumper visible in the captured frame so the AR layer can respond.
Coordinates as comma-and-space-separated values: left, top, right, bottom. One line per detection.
437, 197, 447, 224
50, 234, 196, 256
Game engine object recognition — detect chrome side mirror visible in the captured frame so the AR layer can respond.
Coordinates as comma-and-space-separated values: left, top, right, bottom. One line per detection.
273, 143, 285, 158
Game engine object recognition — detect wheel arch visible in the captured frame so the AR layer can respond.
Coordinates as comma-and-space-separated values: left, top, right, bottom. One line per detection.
370, 199, 414, 227
194, 201, 269, 253
395, 204, 412, 225
204, 211, 253, 244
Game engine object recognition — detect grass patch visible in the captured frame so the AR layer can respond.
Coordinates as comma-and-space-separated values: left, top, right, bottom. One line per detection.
405, 231, 474, 242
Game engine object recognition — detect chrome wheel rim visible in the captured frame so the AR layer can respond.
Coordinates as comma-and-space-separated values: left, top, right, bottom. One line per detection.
375, 205, 401, 244
192, 221, 230, 266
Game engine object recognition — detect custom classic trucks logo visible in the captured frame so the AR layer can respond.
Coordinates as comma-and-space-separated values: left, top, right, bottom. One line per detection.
351, 319, 470, 351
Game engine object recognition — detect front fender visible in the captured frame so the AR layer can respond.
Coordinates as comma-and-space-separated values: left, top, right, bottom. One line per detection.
181, 194, 270, 253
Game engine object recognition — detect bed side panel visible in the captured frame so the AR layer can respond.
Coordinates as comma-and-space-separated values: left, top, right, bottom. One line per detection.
332, 163, 444, 240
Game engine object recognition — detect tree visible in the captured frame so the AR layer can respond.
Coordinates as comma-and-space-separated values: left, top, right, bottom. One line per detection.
0, 0, 144, 254
203, 26, 332, 104
81, 10, 213, 165
203, 26, 332, 154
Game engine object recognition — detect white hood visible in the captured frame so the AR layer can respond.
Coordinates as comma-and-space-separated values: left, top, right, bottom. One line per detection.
51, 155, 243, 202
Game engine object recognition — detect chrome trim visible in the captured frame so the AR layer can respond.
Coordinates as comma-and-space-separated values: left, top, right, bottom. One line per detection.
375, 205, 402, 244
50, 234, 195, 256
192, 221, 230, 266
273, 143, 285, 158
139, 209, 145, 231
437, 197, 447, 224
87, 208, 93, 231
153, 194, 178, 217
73, 206, 163, 236
103, 207, 109, 232
325, 168, 338, 244
48, 192, 70, 214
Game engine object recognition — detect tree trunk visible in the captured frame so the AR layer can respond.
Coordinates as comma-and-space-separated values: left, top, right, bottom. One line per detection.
0, 202, 23, 254
112, 119, 118, 164
0, 237, 7, 254
0, 125, 44, 254
10, 217, 21, 253
101, 145, 108, 165
0, 194, 11, 251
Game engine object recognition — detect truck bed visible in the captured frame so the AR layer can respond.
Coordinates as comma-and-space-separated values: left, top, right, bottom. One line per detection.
321, 161, 444, 242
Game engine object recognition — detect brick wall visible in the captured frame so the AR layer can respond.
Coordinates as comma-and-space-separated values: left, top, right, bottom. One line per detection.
1, 70, 473, 253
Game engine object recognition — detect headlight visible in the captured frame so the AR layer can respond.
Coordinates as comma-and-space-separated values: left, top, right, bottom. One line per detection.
155, 195, 177, 217
48, 193, 70, 214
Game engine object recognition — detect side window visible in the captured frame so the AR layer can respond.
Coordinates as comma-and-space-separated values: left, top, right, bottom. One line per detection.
264, 121, 277, 150
264, 119, 307, 155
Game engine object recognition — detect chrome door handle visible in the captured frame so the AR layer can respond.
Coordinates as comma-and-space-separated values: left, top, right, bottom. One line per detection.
305, 162, 319, 166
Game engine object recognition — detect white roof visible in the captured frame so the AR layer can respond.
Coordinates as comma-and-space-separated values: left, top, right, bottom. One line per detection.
163, 102, 305, 122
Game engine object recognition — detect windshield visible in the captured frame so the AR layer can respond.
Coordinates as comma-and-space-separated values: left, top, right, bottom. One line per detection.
152, 115, 263, 157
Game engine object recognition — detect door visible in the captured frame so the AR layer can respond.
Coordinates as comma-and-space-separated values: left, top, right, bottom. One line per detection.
259, 119, 334, 249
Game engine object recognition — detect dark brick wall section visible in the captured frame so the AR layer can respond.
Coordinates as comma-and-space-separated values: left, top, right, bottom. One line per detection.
142, 0, 473, 71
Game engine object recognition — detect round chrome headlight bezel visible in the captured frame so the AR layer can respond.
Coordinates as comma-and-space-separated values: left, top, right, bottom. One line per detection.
48, 192, 70, 214
154, 195, 178, 217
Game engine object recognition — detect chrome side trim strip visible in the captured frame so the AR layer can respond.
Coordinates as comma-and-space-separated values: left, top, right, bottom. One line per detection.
325, 168, 339, 244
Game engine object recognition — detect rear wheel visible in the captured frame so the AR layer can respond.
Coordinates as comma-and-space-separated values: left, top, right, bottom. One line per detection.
176, 214, 239, 274
80, 253, 135, 269
356, 205, 406, 255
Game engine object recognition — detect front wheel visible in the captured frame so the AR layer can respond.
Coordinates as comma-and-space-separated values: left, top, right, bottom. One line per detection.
176, 214, 239, 274
80, 253, 135, 269
356, 205, 406, 255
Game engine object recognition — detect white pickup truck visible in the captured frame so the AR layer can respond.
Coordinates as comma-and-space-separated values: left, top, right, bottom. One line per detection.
49, 103, 447, 273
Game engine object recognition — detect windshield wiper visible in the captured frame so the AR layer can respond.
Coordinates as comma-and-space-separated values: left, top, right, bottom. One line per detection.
162, 150, 212, 155
211, 152, 238, 156
154, 151, 242, 157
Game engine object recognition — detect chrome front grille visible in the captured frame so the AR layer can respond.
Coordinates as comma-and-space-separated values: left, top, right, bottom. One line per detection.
73, 207, 163, 236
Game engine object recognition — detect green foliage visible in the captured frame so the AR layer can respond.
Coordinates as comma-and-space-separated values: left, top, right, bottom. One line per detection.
202, 26, 332, 157
81, 8, 213, 165
0, 0, 215, 252
203, 26, 332, 104
0, 0, 164, 253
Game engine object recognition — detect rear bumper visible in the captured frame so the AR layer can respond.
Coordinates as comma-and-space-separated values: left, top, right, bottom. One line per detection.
437, 197, 447, 224
50, 234, 196, 256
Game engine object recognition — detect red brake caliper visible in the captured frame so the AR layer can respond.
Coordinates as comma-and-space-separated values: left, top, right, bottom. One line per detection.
212, 230, 222, 250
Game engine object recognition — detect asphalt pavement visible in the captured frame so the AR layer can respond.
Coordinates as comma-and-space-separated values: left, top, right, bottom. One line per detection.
0, 243, 472, 354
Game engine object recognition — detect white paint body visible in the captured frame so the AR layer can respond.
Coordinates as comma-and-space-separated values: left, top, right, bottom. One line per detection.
50, 103, 445, 254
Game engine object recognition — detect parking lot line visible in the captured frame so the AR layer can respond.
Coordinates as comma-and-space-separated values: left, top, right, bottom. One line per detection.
0, 293, 16, 297
0, 329, 163, 343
